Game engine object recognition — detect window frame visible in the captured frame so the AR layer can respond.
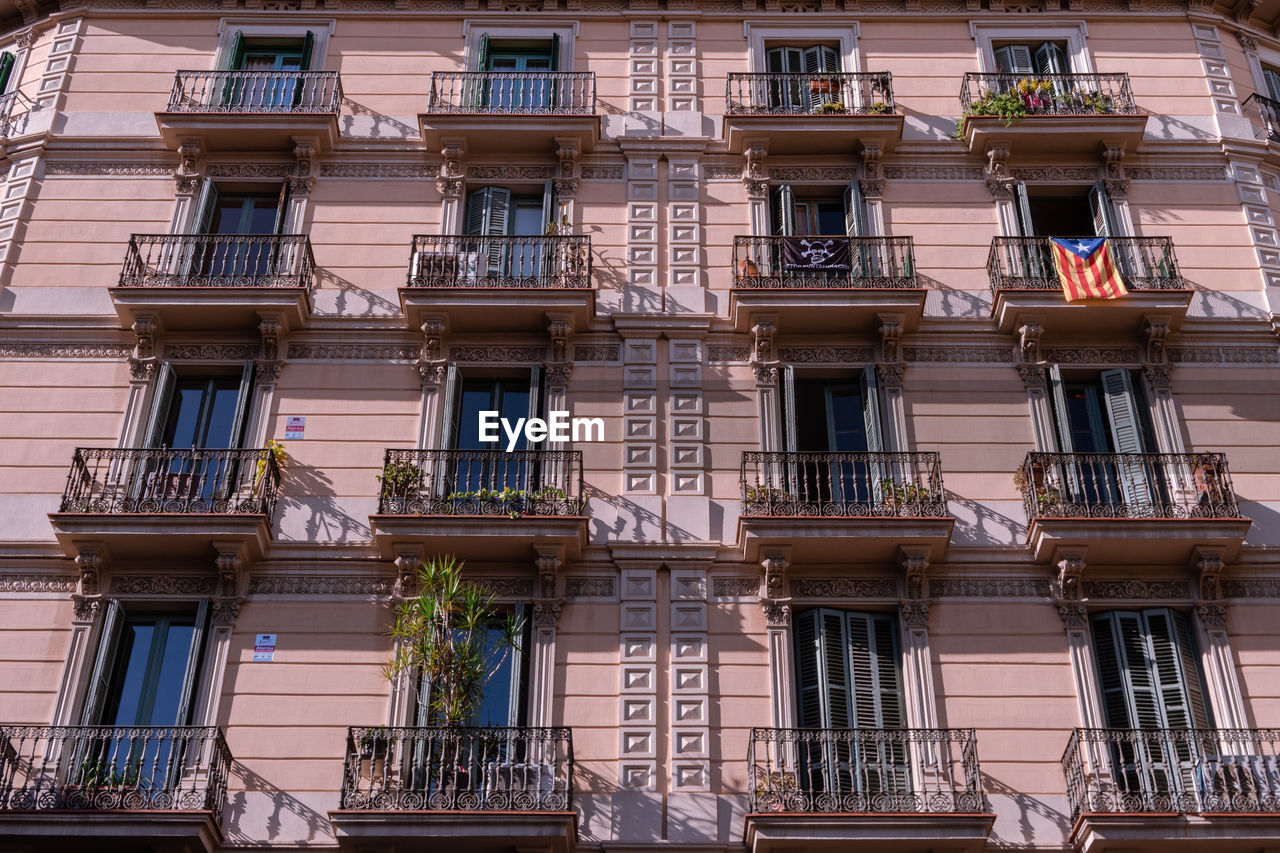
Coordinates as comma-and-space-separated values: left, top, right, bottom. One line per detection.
743, 22, 860, 75
462, 21, 576, 73
214, 20, 334, 72
970, 22, 1093, 75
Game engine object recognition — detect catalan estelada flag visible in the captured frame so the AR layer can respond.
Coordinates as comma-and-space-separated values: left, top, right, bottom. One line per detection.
1050, 237, 1128, 302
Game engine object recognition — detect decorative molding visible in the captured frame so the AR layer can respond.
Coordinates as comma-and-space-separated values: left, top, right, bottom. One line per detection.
247, 575, 393, 595
1222, 578, 1280, 598
762, 600, 791, 627
712, 577, 760, 598
1167, 346, 1280, 364
883, 166, 983, 181
206, 163, 293, 179
573, 344, 621, 362
287, 343, 419, 360
1127, 166, 1230, 182
450, 345, 546, 362
565, 576, 616, 599
1083, 579, 1191, 599
44, 161, 175, 177
111, 575, 216, 595
703, 165, 741, 181
474, 577, 535, 597
708, 345, 750, 363
468, 165, 554, 180
165, 343, 259, 361
0, 343, 132, 359
1043, 346, 1141, 365
931, 577, 1052, 598
0, 574, 77, 592
1013, 167, 1100, 183
581, 165, 625, 181
904, 346, 1013, 363
769, 166, 859, 182
778, 346, 875, 363
792, 578, 897, 598
320, 163, 436, 179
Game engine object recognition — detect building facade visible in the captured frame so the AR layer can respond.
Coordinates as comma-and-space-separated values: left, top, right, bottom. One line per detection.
0, 0, 1279, 851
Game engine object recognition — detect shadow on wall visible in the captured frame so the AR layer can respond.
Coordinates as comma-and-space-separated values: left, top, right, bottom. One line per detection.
340, 98, 418, 139
585, 483, 701, 544
224, 760, 333, 845
312, 268, 401, 319
981, 770, 1072, 849
923, 274, 992, 319
275, 457, 373, 544
947, 491, 1025, 547
1181, 278, 1270, 321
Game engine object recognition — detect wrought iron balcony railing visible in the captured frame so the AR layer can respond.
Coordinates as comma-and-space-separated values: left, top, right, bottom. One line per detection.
988, 237, 1183, 293
726, 72, 896, 115
749, 727, 985, 814
1243, 92, 1280, 143
377, 449, 585, 517
733, 236, 916, 289
0, 725, 232, 820
60, 447, 282, 516
166, 70, 343, 114
120, 234, 315, 289
1063, 728, 1280, 819
961, 72, 1139, 117
1019, 452, 1240, 521
0, 90, 32, 137
406, 235, 591, 289
425, 72, 595, 115
741, 451, 947, 518
341, 726, 573, 812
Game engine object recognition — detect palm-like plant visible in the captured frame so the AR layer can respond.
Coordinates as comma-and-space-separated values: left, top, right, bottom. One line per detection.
384, 555, 523, 726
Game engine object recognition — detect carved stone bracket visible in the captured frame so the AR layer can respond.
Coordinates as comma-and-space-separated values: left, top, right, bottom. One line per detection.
290, 140, 316, 197
984, 142, 1014, 199
548, 314, 573, 364
898, 546, 931, 628
129, 316, 159, 382
534, 546, 565, 627
752, 318, 776, 364
1194, 547, 1227, 627
175, 139, 203, 196
744, 141, 768, 201
1144, 314, 1170, 364
554, 137, 581, 207
1101, 143, 1128, 200
762, 550, 790, 601
878, 313, 902, 364
212, 543, 246, 625
859, 141, 883, 199
393, 549, 424, 600
438, 140, 465, 198
75, 547, 105, 598
1237, 30, 1259, 52
1018, 320, 1043, 366
256, 315, 285, 385
763, 599, 791, 628
1052, 548, 1087, 629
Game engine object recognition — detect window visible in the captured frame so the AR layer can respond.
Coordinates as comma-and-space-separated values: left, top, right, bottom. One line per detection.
771, 182, 867, 237
145, 364, 254, 451
222, 30, 315, 109
992, 41, 1070, 75
440, 366, 545, 497
414, 605, 531, 727
188, 180, 291, 279
0, 51, 15, 95
459, 183, 557, 279
1263, 66, 1280, 102
794, 609, 907, 794
1014, 181, 1115, 238
764, 45, 840, 112
1091, 609, 1212, 798
473, 34, 561, 110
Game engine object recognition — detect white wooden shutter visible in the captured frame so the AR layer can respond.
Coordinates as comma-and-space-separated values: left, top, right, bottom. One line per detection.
506, 603, 529, 725
1100, 368, 1151, 507
994, 44, 1034, 74
843, 180, 865, 238
1090, 181, 1116, 238
143, 363, 177, 448
771, 184, 795, 236
1034, 42, 1068, 75
860, 366, 886, 501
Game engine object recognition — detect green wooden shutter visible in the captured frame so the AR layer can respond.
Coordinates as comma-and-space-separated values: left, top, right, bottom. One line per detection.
226, 361, 255, 451
994, 44, 1034, 74
477, 33, 490, 71
771, 184, 794, 236
1047, 365, 1075, 454
1100, 368, 1151, 507
818, 609, 852, 729
81, 599, 125, 724
292, 32, 315, 108
860, 365, 886, 500
550, 33, 561, 72
0, 52, 15, 95
225, 31, 246, 71
1265, 69, 1280, 102
843, 180, 865, 238
299, 31, 315, 71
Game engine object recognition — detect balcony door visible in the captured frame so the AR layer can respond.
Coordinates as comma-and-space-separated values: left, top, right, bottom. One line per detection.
1009, 181, 1121, 278
77, 600, 209, 791
794, 609, 907, 798
464, 184, 554, 280
442, 368, 543, 501
223, 30, 314, 109
765, 44, 839, 113
1091, 609, 1212, 803
780, 366, 885, 508
188, 180, 290, 280
413, 606, 531, 728
767, 181, 879, 277
476, 33, 560, 111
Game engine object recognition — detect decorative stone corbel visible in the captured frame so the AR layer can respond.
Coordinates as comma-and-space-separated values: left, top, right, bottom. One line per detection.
211, 544, 246, 625
129, 316, 159, 382
751, 318, 776, 364
175, 139, 203, 196
1194, 547, 1226, 628
1237, 30, 1259, 51
75, 546, 105, 598
289, 139, 317, 197
14, 29, 33, 50
1052, 548, 1088, 628
859, 141, 883, 200
535, 545, 564, 601
984, 142, 1014, 199
898, 546, 931, 627
548, 314, 573, 364
877, 313, 902, 364
1018, 320, 1043, 366
1144, 315, 1170, 366
762, 550, 789, 600
744, 141, 769, 201
762, 599, 791, 628
1101, 143, 1129, 200
437, 140, 466, 199
534, 601, 564, 626
1235, 0, 1260, 23
415, 316, 448, 388
255, 315, 285, 385
553, 138, 581, 208
393, 549, 424, 600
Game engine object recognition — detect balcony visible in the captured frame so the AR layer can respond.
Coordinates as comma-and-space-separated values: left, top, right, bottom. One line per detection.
723, 72, 902, 154
959, 72, 1146, 155
0, 724, 231, 853
1063, 728, 1280, 853
112, 233, 314, 331
156, 70, 343, 151
729, 235, 923, 334
330, 726, 575, 853
1243, 92, 1280, 145
47, 447, 281, 563
419, 71, 598, 154
0, 91, 41, 148
400, 234, 594, 333
1018, 452, 1250, 564
987, 237, 1191, 335
737, 451, 953, 564
370, 449, 587, 563
744, 727, 993, 853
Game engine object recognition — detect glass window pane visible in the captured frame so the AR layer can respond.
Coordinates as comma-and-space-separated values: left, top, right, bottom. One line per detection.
151, 622, 196, 726
106, 623, 154, 726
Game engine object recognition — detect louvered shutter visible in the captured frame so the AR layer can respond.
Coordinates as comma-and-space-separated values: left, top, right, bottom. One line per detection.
292, 31, 315, 108
1170, 611, 1211, 729
507, 604, 528, 725
1014, 180, 1034, 237
781, 364, 797, 454
794, 608, 824, 727
0, 52, 14, 95
1034, 42, 1068, 75
298, 31, 315, 71
994, 44, 1034, 74
225, 31, 246, 71
1046, 365, 1084, 502
1265, 68, 1280, 103
1092, 612, 1137, 728
81, 600, 125, 724
143, 363, 177, 448
771, 184, 795, 236
801, 46, 832, 111
476, 33, 490, 71
818, 609, 852, 729
1100, 368, 1152, 508
464, 187, 490, 235
173, 600, 210, 726
1089, 181, 1115, 238
849, 612, 906, 793
465, 187, 512, 275
226, 361, 255, 451
843, 180, 864, 237
860, 365, 886, 501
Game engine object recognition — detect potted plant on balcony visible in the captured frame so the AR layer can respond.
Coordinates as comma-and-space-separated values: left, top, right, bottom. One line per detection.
1190, 453, 1227, 515
384, 556, 524, 794
877, 479, 939, 515
377, 459, 425, 510
815, 101, 846, 114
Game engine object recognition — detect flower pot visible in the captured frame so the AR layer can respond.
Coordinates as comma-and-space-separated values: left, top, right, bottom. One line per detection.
808, 79, 836, 94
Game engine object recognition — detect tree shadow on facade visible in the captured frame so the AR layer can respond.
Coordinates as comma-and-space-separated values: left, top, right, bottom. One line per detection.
313, 267, 401, 318
224, 759, 333, 844
584, 483, 700, 543
339, 98, 418, 139
921, 273, 992, 319
946, 490, 1025, 547
980, 769, 1071, 848
277, 457, 372, 544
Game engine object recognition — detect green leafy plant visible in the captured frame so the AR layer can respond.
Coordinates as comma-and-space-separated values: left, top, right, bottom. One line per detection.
445, 486, 569, 518
956, 88, 1029, 137
75, 757, 142, 789
746, 484, 793, 503
384, 555, 523, 726
249, 439, 287, 497
868, 100, 893, 114
878, 479, 937, 506
378, 460, 425, 497
815, 101, 846, 114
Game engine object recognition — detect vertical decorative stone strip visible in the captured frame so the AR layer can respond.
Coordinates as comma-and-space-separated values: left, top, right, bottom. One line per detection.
897, 547, 938, 732
876, 316, 907, 453
759, 550, 793, 729
529, 548, 564, 730
1192, 548, 1251, 730
618, 565, 659, 792
666, 21, 697, 114
1141, 316, 1186, 455
1229, 160, 1280, 300
751, 319, 781, 451
667, 156, 702, 305
416, 317, 448, 449
628, 21, 660, 115
623, 337, 659, 495
668, 339, 704, 495
437, 140, 465, 234
1052, 547, 1107, 777
1190, 24, 1241, 116
118, 319, 157, 447
0, 152, 37, 282
49, 550, 104, 728
35, 17, 83, 111
744, 142, 769, 236
626, 153, 661, 310
669, 566, 709, 792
